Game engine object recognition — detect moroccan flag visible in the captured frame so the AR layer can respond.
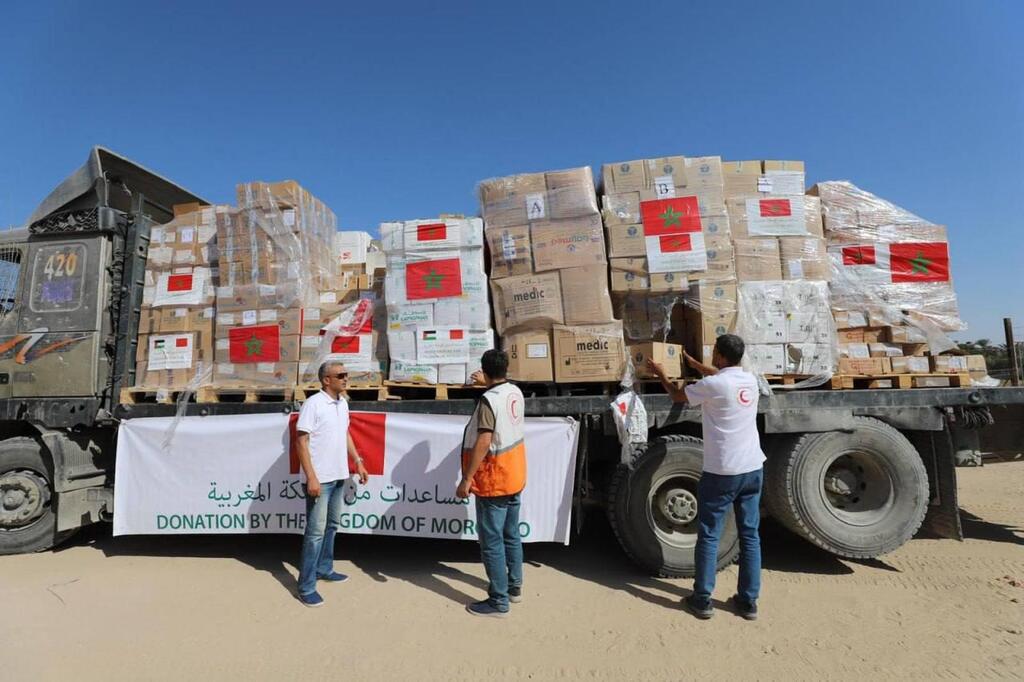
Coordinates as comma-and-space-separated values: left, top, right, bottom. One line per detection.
416, 223, 447, 242
228, 324, 281, 363
331, 335, 361, 354
658, 234, 692, 253
406, 258, 462, 300
640, 197, 702, 236
167, 274, 194, 292
889, 242, 949, 283
759, 199, 792, 217
842, 245, 876, 266
449, 329, 464, 340
175, 337, 189, 348
288, 411, 387, 476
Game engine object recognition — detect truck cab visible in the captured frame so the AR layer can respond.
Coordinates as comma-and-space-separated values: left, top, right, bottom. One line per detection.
0, 147, 204, 553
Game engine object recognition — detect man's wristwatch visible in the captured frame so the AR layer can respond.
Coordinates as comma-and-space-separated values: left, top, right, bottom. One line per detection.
354, 454, 364, 466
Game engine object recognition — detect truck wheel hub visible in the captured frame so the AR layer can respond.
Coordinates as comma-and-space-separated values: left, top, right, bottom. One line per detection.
0, 472, 47, 528
660, 487, 698, 525
825, 468, 858, 497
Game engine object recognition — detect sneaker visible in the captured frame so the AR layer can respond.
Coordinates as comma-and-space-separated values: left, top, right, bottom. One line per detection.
298, 591, 325, 608
466, 600, 509, 618
508, 586, 523, 604
731, 595, 758, 621
683, 595, 714, 620
318, 572, 349, 583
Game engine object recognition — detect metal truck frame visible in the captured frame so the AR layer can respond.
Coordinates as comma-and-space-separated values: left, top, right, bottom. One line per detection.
1, 148, 1021, 577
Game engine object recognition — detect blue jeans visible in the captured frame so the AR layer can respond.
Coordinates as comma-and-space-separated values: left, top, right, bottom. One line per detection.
692, 468, 763, 608
475, 493, 524, 611
298, 479, 344, 596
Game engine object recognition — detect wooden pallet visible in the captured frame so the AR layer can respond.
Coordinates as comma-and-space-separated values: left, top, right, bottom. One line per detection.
841, 372, 971, 389
119, 387, 199, 405
382, 381, 487, 400
195, 386, 294, 403
763, 375, 852, 389
294, 384, 393, 401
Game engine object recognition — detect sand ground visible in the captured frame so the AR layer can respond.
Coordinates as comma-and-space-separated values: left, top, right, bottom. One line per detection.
1, 462, 1021, 681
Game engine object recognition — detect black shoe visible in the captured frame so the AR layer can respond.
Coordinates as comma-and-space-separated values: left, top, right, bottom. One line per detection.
683, 595, 714, 620
731, 595, 758, 621
508, 585, 522, 604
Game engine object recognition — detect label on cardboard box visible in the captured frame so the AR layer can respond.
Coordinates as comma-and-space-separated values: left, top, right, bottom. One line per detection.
283, 210, 296, 227
527, 343, 549, 359
653, 176, 675, 199
148, 334, 194, 371
242, 310, 258, 326
180, 227, 195, 243
744, 198, 808, 236
526, 193, 546, 220
416, 327, 469, 364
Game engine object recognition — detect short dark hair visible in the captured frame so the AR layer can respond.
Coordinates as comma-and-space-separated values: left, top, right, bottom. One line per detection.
480, 349, 509, 379
714, 334, 745, 366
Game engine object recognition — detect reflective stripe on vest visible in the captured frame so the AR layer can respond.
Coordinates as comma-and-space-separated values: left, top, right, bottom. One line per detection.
461, 382, 527, 496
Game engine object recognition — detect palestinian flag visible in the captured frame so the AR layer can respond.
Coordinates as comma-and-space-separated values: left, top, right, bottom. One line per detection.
228, 324, 281, 363
640, 197, 702, 236
834, 242, 950, 284
405, 257, 463, 300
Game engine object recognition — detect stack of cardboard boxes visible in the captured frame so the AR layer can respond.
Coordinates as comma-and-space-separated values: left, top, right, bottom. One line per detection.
600, 156, 734, 379
135, 204, 218, 389
381, 217, 494, 384
813, 180, 967, 378
480, 167, 625, 383
721, 160, 836, 376
209, 181, 339, 389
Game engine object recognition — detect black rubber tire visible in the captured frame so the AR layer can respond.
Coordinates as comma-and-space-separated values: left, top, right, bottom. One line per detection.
607, 435, 740, 578
764, 417, 929, 559
0, 437, 60, 555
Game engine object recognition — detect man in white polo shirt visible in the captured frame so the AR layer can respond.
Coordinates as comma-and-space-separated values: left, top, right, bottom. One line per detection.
647, 334, 765, 621
294, 360, 369, 607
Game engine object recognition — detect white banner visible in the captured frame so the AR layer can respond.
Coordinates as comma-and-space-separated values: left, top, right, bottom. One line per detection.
114, 411, 579, 544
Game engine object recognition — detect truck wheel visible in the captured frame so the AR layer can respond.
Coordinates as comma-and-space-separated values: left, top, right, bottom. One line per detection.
764, 417, 929, 559
0, 437, 61, 555
607, 435, 740, 578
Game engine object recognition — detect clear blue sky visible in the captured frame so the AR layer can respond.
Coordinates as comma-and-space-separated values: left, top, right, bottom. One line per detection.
1, 1, 1021, 341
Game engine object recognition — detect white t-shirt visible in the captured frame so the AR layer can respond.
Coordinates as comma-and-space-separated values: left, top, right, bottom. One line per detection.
295, 390, 351, 484
684, 366, 765, 475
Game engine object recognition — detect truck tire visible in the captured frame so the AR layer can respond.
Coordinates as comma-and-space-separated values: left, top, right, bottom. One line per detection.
607, 435, 740, 578
764, 417, 929, 559
0, 437, 62, 555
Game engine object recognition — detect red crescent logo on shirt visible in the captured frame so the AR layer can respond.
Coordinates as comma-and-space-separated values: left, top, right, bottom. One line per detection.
507, 394, 522, 424
737, 388, 753, 407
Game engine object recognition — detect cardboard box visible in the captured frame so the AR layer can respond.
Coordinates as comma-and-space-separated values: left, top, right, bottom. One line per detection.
490, 272, 565, 334
216, 285, 261, 313
746, 344, 786, 375
722, 160, 762, 197
785, 343, 834, 375
479, 173, 547, 228
779, 237, 830, 281
727, 196, 824, 238
734, 238, 782, 281
838, 357, 891, 375
530, 214, 606, 272
644, 156, 687, 189
158, 307, 192, 333
931, 355, 970, 373
869, 343, 903, 358
701, 235, 736, 282
649, 271, 688, 293
560, 266, 615, 326
605, 224, 645, 258
629, 342, 682, 379
485, 224, 532, 279
552, 322, 626, 382
902, 343, 929, 357
502, 330, 554, 382
602, 160, 648, 193
682, 156, 724, 190
840, 343, 871, 359
833, 310, 869, 329
861, 327, 886, 344
837, 329, 865, 344
601, 192, 640, 226
256, 307, 303, 336
686, 282, 737, 313
546, 167, 597, 219
884, 326, 928, 344
891, 356, 931, 374
610, 259, 650, 293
